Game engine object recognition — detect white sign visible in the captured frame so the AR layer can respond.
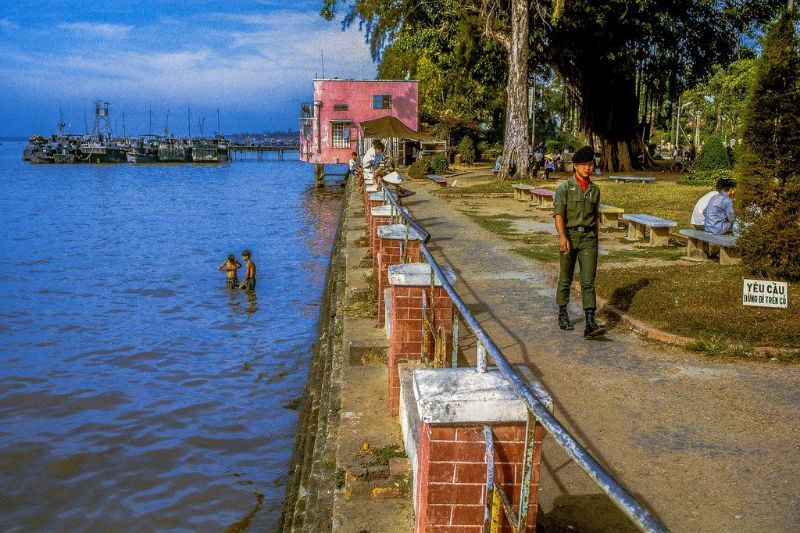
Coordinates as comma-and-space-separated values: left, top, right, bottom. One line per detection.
742, 279, 788, 309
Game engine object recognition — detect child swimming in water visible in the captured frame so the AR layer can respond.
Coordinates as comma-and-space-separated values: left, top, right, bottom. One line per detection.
218, 254, 241, 289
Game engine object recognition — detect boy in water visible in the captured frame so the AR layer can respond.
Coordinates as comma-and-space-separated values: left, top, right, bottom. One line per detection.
218, 254, 241, 289
238, 249, 256, 291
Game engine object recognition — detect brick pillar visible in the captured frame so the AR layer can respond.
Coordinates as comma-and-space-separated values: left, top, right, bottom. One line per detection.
375, 224, 423, 328
402, 368, 552, 533
366, 191, 387, 230
386, 263, 456, 415
370, 206, 406, 270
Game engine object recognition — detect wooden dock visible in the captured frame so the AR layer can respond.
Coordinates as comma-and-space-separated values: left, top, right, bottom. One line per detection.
229, 142, 300, 161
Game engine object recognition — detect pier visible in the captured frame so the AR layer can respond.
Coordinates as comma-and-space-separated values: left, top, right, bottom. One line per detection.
229, 142, 300, 161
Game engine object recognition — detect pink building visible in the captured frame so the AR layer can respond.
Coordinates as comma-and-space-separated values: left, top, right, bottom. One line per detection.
299, 79, 419, 165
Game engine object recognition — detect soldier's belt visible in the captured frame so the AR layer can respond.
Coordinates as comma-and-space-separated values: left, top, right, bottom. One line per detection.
568, 225, 596, 233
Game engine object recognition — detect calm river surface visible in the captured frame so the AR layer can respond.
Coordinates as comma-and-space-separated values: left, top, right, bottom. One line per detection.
0, 141, 343, 531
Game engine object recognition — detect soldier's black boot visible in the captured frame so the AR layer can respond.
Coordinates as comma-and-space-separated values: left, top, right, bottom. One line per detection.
583, 308, 606, 338
558, 305, 573, 330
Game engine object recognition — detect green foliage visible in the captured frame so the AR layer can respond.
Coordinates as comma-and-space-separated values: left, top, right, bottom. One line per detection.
457, 136, 476, 164
696, 135, 732, 171
736, 11, 800, 281
429, 154, 449, 173
408, 157, 431, 180
680, 169, 736, 186
682, 59, 758, 141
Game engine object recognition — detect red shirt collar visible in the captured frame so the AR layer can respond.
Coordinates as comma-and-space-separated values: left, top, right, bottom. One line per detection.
574, 174, 591, 192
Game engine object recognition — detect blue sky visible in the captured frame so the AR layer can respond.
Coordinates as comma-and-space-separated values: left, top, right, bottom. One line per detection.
0, 1, 376, 136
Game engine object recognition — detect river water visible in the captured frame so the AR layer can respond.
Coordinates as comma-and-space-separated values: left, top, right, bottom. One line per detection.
0, 141, 343, 531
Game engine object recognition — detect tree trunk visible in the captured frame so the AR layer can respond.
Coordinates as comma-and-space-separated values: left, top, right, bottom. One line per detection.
499, 0, 530, 180
600, 139, 634, 172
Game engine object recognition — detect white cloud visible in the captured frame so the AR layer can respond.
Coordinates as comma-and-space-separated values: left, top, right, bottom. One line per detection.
0, 18, 19, 30
58, 22, 133, 38
1, 11, 376, 119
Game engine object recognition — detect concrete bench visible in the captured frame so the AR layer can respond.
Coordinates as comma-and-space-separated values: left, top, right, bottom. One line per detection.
599, 204, 624, 229
678, 229, 741, 265
530, 188, 555, 209
609, 175, 656, 184
622, 213, 677, 246
426, 174, 448, 187
512, 183, 535, 201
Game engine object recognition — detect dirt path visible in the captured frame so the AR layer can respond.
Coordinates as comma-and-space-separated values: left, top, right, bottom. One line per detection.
403, 182, 800, 532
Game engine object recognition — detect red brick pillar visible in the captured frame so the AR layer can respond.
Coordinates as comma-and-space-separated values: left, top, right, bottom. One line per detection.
375, 224, 422, 328
404, 368, 551, 533
386, 263, 456, 415
370, 205, 406, 270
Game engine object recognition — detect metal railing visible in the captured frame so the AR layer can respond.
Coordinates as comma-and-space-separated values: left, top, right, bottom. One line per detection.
379, 186, 669, 533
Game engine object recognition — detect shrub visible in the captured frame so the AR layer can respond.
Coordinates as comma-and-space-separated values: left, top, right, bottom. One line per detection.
680, 168, 736, 186
696, 135, 732, 171
477, 141, 501, 161
457, 137, 476, 164
429, 154, 449, 173
736, 11, 800, 281
545, 140, 560, 154
407, 157, 431, 180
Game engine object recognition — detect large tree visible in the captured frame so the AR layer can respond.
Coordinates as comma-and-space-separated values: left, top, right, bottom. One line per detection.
321, 0, 562, 179
736, 7, 800, 280
544, 0, 783, 171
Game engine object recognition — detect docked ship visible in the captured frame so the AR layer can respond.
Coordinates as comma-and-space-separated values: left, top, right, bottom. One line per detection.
157, 138, 192, 162
126, 136, 159, 163
191, 137, 230, 163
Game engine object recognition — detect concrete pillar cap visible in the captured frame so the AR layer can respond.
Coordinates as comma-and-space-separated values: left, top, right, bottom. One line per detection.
365, 184, 379, 193
371, 205, 406, 217
376, 223, 422, 241
388, 262, 455, 287
368, 191, 388, 202
412, 368, 552, 424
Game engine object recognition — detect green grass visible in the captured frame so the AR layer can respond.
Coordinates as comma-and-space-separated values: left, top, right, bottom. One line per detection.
365, 444, 406, 467
342, 271, 377, 318
434, 180, 517, 196
596, 181, 713, 230
597, 264, 800, 351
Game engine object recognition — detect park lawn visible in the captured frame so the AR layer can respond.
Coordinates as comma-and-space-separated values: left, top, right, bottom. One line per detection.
595, 181, 713, 229
596, 263, 800, 353
434, 180, 516, 196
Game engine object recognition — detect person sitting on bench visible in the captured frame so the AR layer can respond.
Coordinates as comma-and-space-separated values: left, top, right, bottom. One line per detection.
703, 178, 737, 235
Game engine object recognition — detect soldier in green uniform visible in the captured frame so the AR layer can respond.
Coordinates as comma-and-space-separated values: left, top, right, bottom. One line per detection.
552, 145, 606, 338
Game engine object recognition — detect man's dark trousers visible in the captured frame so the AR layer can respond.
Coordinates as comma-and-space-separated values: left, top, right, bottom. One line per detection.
556, 229, 598, 309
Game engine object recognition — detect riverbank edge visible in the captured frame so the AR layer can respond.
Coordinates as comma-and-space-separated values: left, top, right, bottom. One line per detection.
280, 187, 347, 532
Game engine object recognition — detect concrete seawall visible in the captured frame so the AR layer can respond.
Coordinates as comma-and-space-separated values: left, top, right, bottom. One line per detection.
281, 178, 414, 532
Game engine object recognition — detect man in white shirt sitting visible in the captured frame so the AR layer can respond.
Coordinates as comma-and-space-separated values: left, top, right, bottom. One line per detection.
691, 189, 719, 230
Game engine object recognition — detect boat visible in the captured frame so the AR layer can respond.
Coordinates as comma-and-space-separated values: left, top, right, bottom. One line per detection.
157, 138, 192, 162
191, 138, 230, 163
126, 137, 160, 163
79, 137, 128, 163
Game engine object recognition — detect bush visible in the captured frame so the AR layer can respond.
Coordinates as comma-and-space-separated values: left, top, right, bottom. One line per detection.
429, 154, 449, 173
408, 157, 431, 180
458, 137, 476, 164
680, 168, 736, 186
545, 140, 560, 154
697, 135, 732, 171
477, 141, 501, 161
736, 11, 800, 281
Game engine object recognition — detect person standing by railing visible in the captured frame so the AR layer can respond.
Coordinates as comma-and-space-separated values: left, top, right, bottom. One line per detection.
552, 146, 606, 338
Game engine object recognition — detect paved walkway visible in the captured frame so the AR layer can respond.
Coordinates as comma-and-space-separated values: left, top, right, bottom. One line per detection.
403, 183, 800, 532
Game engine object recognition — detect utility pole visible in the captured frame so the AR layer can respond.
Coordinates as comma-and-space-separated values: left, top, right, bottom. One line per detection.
216, 108, 221, 137
187, 105, 192, 138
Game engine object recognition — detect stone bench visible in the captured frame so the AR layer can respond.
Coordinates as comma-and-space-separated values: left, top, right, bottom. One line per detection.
678, 229, 741, 265
609, 175, 656, 184
530, 188, 555, 209
426, 174, 448, 187
599, 204, 625, 229
512, 183, 535, 201
622, 213, 677, 246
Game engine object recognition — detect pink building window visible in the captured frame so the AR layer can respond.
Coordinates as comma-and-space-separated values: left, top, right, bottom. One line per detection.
331, 122, 351, 148
372, 95, 392, 109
